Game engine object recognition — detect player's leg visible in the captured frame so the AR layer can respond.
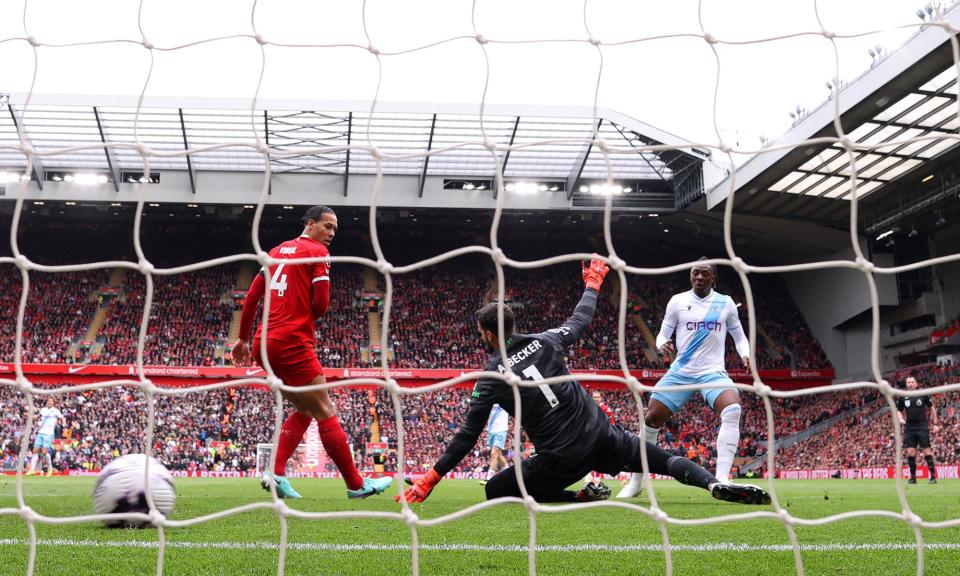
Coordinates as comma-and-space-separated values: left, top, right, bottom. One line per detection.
904, 430, 918, 483
43, 445, 53, 476
617, 377, 683, 499
485, 456, 603, 503
703, 377, 741, 483
920, 431, 936, 483
603, 425, 769, 505
26, 446, 39, 475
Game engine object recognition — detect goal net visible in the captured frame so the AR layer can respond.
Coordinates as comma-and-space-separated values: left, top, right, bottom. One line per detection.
2, 1, 960, 576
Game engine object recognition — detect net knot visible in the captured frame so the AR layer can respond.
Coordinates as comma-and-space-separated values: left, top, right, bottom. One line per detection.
607, 255, 625, 271
778, 508, 795, 526
19, 506, 36, 522
26, 36, 38, 47
367, 44, 380, 56
588, 37, 602, 46
490, 248, 506, 265
475, 34, 488, 45
594, 139, 609, 153
383, 378, 401, 395
20, 143, 35, 156
524, 495, 538, 510
376, 259, 393, 274
142, 39, 154, 50
138, 379, 156, 395
877, 379, 894, 397
14, 253, 31, 270
838, 136, 854, 150
503, 372, 523, 387
136, 142, 151, 157
730, 256, 746, 271
752, 381, 771, 397
368, 147, 382, 161
903, 510, 923, 527
854, 256, 873, 272
149, 509, 166, 527
821, 30, 835, 40
266, 375, 284, 391
273, 499, 288, 516
138, 259, 155, 275
650, 507, 668, 524
16, 376, 33, 395
257, 142, 271, 156
401, 506, 419, 525
625, 375, 642, 393
719, 142, 733, 154
254, 34, 268, 46
702, 33, 718, 45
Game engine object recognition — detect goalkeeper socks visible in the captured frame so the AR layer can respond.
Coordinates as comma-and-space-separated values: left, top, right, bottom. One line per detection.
925, 455, 936, 479
666, 455, 715, 490
317, 415, 364, 491
715, 404, 741, 482
907, 455, 917, 480
274, 411, 312, 477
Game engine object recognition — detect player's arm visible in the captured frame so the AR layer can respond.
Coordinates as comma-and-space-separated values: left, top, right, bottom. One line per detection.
655, 296, 679, 359
726, 297, 751, 369
311, 246, 331, 317
929, 397, 939, 427
397, 379, 496, 503
233, 271, 266, 365
896, 397, 906, 425
543, 257, 609, 348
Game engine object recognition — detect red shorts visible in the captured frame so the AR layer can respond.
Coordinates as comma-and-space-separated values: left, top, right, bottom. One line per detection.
253, 337, 324, 387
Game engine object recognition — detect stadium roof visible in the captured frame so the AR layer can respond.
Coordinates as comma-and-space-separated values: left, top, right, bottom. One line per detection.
0, 96, 706, 210
706, 4, 960, 229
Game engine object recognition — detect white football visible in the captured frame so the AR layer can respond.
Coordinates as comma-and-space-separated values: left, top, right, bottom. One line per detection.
92, 454, 176, 528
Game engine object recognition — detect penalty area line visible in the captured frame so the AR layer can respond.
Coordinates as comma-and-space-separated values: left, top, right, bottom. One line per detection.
0, 539, 959, 553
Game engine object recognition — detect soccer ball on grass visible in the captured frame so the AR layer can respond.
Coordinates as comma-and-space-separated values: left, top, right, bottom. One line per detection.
92, 454, 176, 528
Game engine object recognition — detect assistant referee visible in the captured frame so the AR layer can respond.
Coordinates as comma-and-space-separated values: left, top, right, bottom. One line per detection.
896, 375, 940, 484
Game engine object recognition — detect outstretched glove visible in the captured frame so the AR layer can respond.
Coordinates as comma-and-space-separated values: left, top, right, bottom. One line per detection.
582, 256, 610, 292
395, 469, 442, 503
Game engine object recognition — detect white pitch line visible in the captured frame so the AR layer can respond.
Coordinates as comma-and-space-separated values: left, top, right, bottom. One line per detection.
0, 539, 959, 553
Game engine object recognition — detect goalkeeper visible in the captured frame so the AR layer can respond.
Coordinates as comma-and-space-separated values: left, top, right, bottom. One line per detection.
399, 257, 770, 506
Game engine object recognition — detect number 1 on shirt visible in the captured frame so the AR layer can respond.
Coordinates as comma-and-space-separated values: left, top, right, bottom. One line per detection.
270, 263, 288, 297
521, 365, 560, 408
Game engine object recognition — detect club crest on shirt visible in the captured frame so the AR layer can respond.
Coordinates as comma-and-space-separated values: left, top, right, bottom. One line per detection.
687, 304, 692, 310
711, 304, 720, 312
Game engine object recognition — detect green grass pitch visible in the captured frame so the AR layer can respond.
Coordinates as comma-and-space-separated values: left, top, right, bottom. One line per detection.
1, 477, 958, 575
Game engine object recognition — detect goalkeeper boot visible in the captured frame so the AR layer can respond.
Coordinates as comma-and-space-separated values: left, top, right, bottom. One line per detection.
710, 482, 771, 505
615, 473, 644, 499
576, 482, 612, 502
928, 477, 937, 484
261, 473, 302, 499
348, 476, 394, 499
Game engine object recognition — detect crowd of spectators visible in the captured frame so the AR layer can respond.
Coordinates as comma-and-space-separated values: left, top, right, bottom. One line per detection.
776, 367, 960, 470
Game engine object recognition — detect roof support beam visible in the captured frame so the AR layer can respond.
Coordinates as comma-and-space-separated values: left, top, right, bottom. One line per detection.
567, 118, 602, 200
177, 109, 196, 194
264, 110, 271, 195
418, 113, 437, 198
7, 101, 44, 190
92, 107, 119, 192
494, 116, 521, 199
344, 112, 352, 197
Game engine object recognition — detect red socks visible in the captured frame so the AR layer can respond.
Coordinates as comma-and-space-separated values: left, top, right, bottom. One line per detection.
317, 415, 364, 490
274, 411, 312, 477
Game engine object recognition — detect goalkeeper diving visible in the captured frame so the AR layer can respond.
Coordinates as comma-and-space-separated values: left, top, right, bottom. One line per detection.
399, 257, 770, 506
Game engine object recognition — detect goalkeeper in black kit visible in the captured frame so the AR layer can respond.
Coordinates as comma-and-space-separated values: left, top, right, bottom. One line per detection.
398, 257, 771, 506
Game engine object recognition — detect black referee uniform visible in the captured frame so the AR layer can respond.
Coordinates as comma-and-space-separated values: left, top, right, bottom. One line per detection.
430, 288, 767, 504
897, 393, 938, 482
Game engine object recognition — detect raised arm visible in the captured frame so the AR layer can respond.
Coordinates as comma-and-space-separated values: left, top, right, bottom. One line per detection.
544, 258, 609, 348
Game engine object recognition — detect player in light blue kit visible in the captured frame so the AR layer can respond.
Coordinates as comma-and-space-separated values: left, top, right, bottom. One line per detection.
618, 258, 750, 498
479, 404, 509, 485
26, 398, 65, 476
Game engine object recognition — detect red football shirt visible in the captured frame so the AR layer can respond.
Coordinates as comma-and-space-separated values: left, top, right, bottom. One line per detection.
254, 235, 330, 344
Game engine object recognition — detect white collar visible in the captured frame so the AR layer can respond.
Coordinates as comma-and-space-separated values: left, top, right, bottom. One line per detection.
690, 289, 714, 302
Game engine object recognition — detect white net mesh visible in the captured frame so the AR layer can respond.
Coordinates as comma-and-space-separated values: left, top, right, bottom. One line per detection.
2, 1, 960, 575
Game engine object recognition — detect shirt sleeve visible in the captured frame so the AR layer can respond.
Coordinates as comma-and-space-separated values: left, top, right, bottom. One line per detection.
238, 272, 266, 339
540, 288, 598, 349
726, 297, 751, 358
311, 244, 330, 284
433, 378, 497, 476
655, 296, 679, 349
